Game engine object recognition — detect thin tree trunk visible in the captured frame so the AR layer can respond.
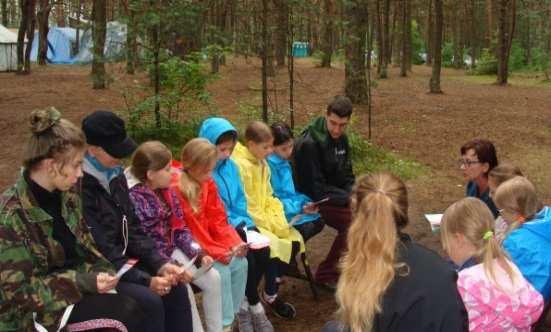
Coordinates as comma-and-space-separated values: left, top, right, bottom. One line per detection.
486, 0, 493, 48
380, 0, 390, 77
126, 2, 137, 74
1, 0, 7, 26
344, 0, 369, 104
376, 0, 384, 75
261, 0, 269, 121
91, 0, 107, 89
429, 0, 443, 93
17, 0, 35, 74
37, 0, 51, 66
497, 0, 515, 85
400, 0, 410, 76
55, 0, 64, 27
391, 0, 401, 66
288, 3, 294, 129
274, 0, 288, 67
426, 0, 433, 65
320, 0, 334, 67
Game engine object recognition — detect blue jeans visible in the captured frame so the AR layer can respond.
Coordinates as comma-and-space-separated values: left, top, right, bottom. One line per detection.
213, 256, 248, 327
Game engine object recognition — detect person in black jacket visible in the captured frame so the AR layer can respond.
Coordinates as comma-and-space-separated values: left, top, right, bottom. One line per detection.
293, 95, 355, 288
80, 111, 193, 332
323, 172, 468, 332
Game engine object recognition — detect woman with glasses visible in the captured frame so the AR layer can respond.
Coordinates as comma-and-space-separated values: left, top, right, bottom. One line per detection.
494, 176, 551, 302
458, 139, 499, 217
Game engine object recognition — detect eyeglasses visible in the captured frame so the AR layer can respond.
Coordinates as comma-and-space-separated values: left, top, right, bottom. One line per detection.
457, 159, 481, 167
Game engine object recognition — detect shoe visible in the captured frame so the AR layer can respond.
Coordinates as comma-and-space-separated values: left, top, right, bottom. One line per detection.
261, 294, 297, 320
236, 307, 254, 332
251, 310, 274, 332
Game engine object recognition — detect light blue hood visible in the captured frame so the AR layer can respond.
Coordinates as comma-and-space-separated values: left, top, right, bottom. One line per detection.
504, 206, 551, 301
267, 153, 319, 226
198, 117, 255, 229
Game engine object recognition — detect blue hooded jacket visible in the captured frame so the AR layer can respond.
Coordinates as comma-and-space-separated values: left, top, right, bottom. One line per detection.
198, 117, 255, 229
266, 153, 320, 226
503, 206, 551, 301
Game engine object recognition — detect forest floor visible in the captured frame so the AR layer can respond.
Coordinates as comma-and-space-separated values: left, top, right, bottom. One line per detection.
1, 58, 551, 331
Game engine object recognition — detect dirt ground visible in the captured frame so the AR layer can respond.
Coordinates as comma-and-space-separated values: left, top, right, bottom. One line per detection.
1, 58, 551, 331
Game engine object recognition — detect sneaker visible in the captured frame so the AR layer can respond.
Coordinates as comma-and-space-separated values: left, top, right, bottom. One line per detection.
261, 295, 297, 320
251, 310, 274, 332
237, 307, 254, 332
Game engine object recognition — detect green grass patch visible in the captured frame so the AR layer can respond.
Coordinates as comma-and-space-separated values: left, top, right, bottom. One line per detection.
348, 130, 427, 180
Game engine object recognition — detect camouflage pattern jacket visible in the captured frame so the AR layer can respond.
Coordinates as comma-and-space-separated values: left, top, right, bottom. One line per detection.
0, 175, 114, 331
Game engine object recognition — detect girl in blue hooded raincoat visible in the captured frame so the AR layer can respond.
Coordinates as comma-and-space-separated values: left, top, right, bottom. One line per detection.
494, 176, 551, 302
267, 122, 324, 242
199, 117, 282, 331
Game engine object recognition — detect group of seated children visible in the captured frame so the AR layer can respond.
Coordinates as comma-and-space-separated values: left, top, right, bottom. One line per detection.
0, 105, 328, 332
3, 96, 551, 332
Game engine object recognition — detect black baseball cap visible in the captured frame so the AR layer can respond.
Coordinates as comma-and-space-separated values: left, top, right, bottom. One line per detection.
82, 110, 137, 159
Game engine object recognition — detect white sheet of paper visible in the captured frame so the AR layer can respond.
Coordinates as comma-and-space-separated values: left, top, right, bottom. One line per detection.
246, 230, 270, 249
425, 214, 443, 232
115, 258, 139, 278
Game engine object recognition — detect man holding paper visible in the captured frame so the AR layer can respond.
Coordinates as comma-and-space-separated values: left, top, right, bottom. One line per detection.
294, 96, 356, 289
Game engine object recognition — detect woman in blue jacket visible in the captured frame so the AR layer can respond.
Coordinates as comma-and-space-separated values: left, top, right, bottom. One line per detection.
494, 176, 551, 302
267, 122, 324, 241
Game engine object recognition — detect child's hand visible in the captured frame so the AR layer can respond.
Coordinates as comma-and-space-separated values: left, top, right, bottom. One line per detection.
303, 202, 319, 214
233, 243, 248, 257
202, 255, 214, 268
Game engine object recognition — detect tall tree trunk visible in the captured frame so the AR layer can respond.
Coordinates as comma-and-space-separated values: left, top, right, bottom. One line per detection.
391, 0, 401, 66
261, 0, 269, 121
126, 0, 137, 74
400, 0, 410, 76
37, 0, 51, 66
274, 0, 288, 67
452, 0, 463, 68
380, 0, 390, 77
320, 0, 334, 67
1, 0, 7, 26
486, 0, 493, 48
376, 0, 384, 75
426, 0, 433, 65
497, 0, 515, 85
91, 0, 106, 89
17, 0, 35, 74
55, 0, 64, 26
344, 0, 368, 104
429, 0, 443, 93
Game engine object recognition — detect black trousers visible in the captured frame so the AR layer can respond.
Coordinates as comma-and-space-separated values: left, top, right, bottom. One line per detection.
67, 293, 145, 332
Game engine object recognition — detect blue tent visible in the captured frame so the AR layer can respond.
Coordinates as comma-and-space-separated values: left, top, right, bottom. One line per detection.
30, 27, 77, 64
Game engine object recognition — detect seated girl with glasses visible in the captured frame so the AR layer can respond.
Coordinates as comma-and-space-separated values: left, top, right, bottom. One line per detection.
494, 176, 551, 302
441, 197, 543, 331
459, 139, 499, 218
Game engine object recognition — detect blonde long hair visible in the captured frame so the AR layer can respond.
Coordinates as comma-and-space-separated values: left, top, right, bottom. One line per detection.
336, 172, 408, 332
494, 176, 539, 236
441, 197, 515, 286
179, 138, 217, 213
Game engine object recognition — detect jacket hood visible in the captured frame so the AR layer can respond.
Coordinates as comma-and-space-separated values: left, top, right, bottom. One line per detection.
522, 206, 551, 241
304, 116, 328, 144
198, 117, 238, 145
267, 153, 286, 166
124, 167, 141, 189
233, 142, 259, 164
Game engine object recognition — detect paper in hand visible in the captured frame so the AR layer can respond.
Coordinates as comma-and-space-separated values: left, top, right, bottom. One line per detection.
192, 264, 213, 281
116, 258, 139, 278
245, 230, 270, 249
425, 214, 443, 232
288, 214, 304, 228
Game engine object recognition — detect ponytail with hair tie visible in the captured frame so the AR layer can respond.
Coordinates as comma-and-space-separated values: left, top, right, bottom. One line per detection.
483, 230, 494, 241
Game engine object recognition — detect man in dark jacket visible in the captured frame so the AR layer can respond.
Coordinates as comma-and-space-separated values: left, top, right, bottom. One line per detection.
294, 96, 355, 288
80, 110, 193, 332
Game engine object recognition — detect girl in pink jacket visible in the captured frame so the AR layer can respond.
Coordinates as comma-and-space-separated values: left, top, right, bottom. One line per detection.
441, 197, 543, 331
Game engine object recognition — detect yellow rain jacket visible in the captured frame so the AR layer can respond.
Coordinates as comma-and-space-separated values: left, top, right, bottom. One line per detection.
232, 142, 304, 263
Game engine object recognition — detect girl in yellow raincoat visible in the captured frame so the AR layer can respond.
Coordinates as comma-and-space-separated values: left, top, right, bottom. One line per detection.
232, 121, 305, 319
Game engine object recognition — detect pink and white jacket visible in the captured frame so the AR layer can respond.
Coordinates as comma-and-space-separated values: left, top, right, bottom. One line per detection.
457, 259, 544, 331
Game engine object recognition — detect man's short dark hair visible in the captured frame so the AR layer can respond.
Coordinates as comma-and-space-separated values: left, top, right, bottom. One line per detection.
326, 95, 353, 118
460, 139, 498, 176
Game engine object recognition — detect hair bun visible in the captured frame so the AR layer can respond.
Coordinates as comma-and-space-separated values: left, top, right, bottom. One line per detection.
30, 107, 61, 134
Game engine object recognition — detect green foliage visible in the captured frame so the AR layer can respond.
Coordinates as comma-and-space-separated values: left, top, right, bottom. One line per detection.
469, 49, 498, 75
347, 130, 426, 180
411, 20, 425, 65
442, 42, 454, 67
127, 116, 204, 158
508, 41, 526, 71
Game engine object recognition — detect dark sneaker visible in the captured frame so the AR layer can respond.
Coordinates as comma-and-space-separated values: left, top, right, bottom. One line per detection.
262, 295, 297, 320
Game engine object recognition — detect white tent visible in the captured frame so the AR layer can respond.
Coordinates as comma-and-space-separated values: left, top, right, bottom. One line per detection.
0, 24, 18, 72
74, 21, 127, 63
